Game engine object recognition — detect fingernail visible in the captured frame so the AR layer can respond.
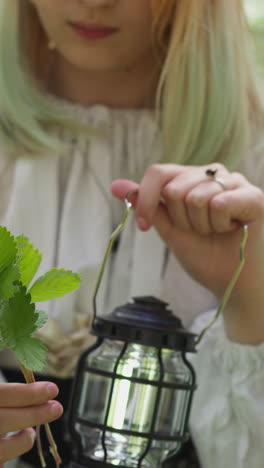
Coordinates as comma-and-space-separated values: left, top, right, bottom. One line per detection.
137, 217, 150, 231
47, 384, 59, 399
50, 402, 62, 416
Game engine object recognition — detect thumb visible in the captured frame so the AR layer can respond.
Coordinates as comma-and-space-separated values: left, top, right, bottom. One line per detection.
111, 178, 174, 239
111, 179, 139, 202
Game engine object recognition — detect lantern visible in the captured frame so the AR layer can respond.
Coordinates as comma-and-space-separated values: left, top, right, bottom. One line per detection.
68, 295, 197, 468
67, 189, 249, 468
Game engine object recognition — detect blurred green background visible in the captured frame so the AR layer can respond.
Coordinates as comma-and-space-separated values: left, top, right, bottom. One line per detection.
244, 0, 264, 73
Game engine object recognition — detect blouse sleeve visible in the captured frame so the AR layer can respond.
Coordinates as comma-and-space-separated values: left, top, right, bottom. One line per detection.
189, 312, 264, 468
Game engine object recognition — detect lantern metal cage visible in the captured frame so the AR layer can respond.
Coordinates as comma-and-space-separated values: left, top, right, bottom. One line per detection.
68, 296, 197, 468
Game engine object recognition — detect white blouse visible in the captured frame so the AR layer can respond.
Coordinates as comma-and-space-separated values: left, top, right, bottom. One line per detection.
0, 102, 264, 468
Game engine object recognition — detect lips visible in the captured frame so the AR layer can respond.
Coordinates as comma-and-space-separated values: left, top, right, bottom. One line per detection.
69, 22, 119, 40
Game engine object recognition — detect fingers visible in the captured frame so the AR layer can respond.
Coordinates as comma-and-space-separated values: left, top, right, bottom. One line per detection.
111, 166, 183, 230
0, 382, 59, 408
111, 165, 264, 236
0, 382, 63, 438
183, 171, 246, 234
136, 163, 230, 233
132, 164, 182, 229
0, 428, 36, 464
0, 382, 63, 463
0, 400, 63, 436
111, 179, 139, 201
209, 185, 264, 232
112, 164, 229, 232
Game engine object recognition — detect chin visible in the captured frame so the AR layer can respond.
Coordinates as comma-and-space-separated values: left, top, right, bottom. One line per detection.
62, 46, 142, 74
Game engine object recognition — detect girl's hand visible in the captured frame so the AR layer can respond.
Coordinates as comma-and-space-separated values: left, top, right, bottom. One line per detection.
0, 381, 63, 464
111, 163, 264, 343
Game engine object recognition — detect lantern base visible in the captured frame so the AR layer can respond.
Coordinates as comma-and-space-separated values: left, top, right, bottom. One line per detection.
69, 459, 140, 468
69, 464, 84, 468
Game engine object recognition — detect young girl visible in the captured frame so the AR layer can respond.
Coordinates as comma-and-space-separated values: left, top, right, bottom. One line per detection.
0, 0, 264, 467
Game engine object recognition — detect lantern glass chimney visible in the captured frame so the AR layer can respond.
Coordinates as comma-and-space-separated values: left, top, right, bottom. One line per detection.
73, 340, 194, 466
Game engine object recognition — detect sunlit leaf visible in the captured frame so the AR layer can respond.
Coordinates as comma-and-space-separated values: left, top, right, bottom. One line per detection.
16, 235, 42, 287
0, 226, 17, 273
29, 268, 81, 302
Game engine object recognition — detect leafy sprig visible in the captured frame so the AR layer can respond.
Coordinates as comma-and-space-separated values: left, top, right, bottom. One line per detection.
0, 227, 81, 370
0, 226, 81, 466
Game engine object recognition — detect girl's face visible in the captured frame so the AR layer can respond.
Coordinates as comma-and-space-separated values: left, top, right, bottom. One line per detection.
30, 0, 155, 74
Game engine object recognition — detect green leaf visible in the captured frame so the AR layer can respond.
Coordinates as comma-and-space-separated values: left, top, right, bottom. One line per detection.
15, 235, 42, 287
0, 287, 39, 347
35, 310, 48, 331
0, 264, 20, 300
0, 227, 17, 273
29, 268, 81, 302
13, 337, 48, 372
0, 226, 82, 373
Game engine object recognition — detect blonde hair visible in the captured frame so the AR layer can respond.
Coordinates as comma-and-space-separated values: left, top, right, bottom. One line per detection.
0, 0, 71, 155
0, 0, 263, 167
151, 0, 264, 168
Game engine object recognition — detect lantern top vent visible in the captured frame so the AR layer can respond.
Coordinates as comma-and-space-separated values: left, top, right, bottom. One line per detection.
92, 296, 197, 352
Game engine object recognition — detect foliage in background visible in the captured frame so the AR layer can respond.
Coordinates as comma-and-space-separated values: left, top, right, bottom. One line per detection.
252, 18, 264, 74
244, 0, 264, 74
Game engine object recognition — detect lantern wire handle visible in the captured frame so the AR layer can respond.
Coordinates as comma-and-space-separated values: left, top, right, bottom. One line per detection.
91, 190, 249, 343
196, 224, 249, 345
92, 190, 138, 324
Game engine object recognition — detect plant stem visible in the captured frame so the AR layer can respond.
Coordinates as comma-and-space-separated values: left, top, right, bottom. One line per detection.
196, 225, 249, 345
45, 423, 62, 467
36, 425, 46, 468
18, 361, 61, 467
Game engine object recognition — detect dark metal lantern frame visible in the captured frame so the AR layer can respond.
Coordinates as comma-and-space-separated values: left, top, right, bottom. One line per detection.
68, 297, 197, 468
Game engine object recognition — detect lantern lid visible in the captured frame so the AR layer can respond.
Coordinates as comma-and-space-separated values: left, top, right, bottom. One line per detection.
92, 296, 196, 352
